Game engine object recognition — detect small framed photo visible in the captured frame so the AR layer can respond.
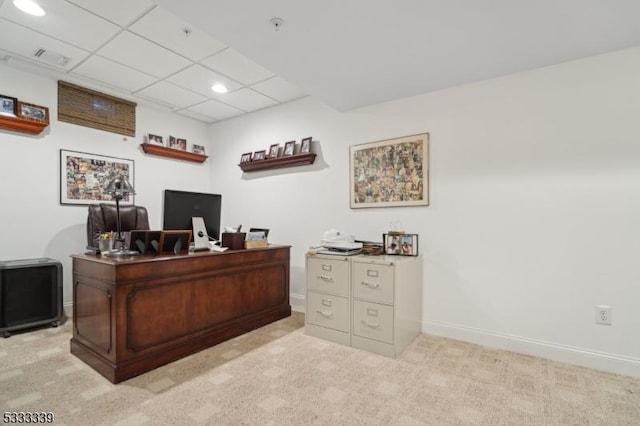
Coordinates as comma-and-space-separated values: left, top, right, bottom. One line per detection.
300, 137, 312, 154
252, 150, 266, 161
283, 140, 296, 156
383, 233, 418, 256
158, 230, 192, 255
17, 101, 49, 124
192, 144, 206, 155
169, 136, 187, 151
268, 143, 279, 158
0, 94, 17, 117
240, 152, 252, 163
147, 133, 164, 146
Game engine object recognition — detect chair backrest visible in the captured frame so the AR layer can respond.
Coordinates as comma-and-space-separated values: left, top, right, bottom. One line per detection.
87, 203, 150, 248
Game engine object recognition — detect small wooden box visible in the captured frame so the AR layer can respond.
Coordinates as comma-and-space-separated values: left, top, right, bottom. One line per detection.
245, 239, 268, 249
221, 232, 246, 250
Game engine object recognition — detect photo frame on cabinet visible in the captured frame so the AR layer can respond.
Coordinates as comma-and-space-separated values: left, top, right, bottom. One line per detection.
268, 143, 279, 158
283, 140, 295, 156
158, 230, 192, 255
300, 137, 312, 154
350, 132, 429, 208
17, 101, 49, 124
0, 94, 17, 117
252, 150, 266, 161
382, 233, 418, 256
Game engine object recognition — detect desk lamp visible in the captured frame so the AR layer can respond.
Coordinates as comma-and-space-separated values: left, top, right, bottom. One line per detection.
103, 177, 139, 257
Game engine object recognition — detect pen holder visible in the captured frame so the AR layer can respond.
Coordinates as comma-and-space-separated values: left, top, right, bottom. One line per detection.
221, 232, 246, 250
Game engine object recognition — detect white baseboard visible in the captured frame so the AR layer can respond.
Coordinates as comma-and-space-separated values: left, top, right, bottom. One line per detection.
290, 293, 305, 313
423, 320, 640, 378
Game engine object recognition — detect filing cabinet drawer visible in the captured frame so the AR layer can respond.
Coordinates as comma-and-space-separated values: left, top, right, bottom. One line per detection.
352, 300, 394, 344
307, 291, 349, 332
307, 257, 349, 296
352, 261, 394, 304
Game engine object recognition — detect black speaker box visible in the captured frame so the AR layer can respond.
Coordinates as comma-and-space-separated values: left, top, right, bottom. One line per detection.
0, 258, 64, 338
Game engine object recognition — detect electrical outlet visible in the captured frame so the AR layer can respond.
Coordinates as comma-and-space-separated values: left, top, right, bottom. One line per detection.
595, 305, 612, 325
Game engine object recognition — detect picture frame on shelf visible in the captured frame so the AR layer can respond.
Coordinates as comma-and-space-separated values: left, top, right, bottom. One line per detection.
17, 101, 49, 124
192, 144, 206, 155
169, 136, 186, 151
350, 132, 429, 208
382, 233, 418, 256
0, 94, 17, 117
268, 143, 279, 158
252, 150, 266, 161
240, 152, 252, 163
60, 149, 134, 206
283, 140, 295, 156
300, 137, 312, 154
147, 133, 164, 146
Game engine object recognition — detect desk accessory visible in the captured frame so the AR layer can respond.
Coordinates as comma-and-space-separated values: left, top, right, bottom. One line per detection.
103, 177, 139, 256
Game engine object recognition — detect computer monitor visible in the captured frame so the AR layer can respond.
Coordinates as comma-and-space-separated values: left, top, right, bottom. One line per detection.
162, 190, 222, 241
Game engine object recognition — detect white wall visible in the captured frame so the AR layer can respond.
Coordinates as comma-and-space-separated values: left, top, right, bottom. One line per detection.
208, 47, 640, 377
0, 62, 211, 306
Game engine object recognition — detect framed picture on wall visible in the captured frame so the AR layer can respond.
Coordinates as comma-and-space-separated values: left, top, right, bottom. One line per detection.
60, 149, 134, 206
268, 143, 279, 158
252, 150, 266, 161
147, 133, 164, 146
240, 152, 252, 163
350, 132, 429, 208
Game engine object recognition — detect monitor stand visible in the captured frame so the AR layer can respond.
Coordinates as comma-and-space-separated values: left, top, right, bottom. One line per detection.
192, 217, 210, 251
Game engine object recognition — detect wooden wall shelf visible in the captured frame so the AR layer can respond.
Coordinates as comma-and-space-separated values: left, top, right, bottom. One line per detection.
0, 115, 49, 135
239, 153, 317, 172
140, 143, 208, 163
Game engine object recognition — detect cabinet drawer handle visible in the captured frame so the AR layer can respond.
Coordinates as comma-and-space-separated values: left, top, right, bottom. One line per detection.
317, 274, 334, 282
361, 281, 380, 288
317, 309, 333, 318
361, 319, 380, 328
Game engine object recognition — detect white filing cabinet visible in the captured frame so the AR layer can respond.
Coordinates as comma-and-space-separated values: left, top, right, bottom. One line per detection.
305, 253, 422, 357
305, 254, 352, 346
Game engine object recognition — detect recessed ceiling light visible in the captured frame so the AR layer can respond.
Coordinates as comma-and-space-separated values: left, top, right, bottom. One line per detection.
211, 84, 228, 94
13, 0, 45, 16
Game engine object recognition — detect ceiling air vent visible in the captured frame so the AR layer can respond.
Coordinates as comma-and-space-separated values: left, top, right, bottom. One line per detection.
33, 48, 71, 67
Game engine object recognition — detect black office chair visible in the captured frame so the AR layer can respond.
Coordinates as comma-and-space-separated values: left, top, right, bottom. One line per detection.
86, 203, 150, 249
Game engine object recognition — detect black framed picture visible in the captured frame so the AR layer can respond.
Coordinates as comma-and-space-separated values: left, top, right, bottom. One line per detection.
283, 140, 295, 156
383, 233, 418, 256
253, 150, 266, 161
300, 137, 312, 153
240, 152, 252, 163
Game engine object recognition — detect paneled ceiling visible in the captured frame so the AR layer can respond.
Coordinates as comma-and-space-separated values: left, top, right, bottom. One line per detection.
2, 0, 640, 124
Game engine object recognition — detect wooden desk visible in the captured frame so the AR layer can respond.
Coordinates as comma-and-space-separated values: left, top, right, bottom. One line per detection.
70, 246, 290, 383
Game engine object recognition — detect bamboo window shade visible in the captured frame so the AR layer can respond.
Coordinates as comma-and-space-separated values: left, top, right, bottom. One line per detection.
58, 81, 136, 136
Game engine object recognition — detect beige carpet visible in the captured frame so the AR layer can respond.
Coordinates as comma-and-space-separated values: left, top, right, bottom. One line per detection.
1, 312, 639, 425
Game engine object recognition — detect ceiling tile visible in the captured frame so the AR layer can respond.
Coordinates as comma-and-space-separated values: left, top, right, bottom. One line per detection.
136, 81, 208, 108
177, 109, 217, 124
201, 48, 274, 85
70, 56, 156, 92
97, 31, 191, 78
0, 0, 120, 51
251, 76, 306, 103
187, 99, 243, 121
0, 19, 90, 70
166, 64, 241, 97
129, 7, 226, 61
214, 88, 278, 112
65, 0, 154, 26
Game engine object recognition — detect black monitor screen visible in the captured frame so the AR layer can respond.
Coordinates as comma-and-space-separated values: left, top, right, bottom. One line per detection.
162, 190, 222, 241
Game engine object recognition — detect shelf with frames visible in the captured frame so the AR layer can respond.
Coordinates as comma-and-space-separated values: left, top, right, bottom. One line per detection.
0, 115, 49, 135
140, 143, 208, 163
238, 153, 316, 172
